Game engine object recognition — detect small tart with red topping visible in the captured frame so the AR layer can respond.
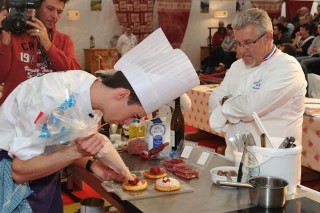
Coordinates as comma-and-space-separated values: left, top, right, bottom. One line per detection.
154, 177, 181, 192
143, 167, 167, 179
122, 174, 148, 191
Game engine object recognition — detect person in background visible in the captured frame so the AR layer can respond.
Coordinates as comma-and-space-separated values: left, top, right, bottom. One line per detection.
221, 24, 237, 69
273, 23, 291, 47
279, 43, 297, 57
278, 16, 295, 36
117, 25, 138, 57
313, 4, 320, 24
211, 20, 227, 49
209, 8, 306, 160
292, 23, 314, 57
0, 28, 199, 212
0, 0, 81, 105
291, 6, 309, 27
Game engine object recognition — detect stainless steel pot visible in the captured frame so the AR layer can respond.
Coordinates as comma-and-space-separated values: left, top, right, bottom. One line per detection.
217, 176, 288, 208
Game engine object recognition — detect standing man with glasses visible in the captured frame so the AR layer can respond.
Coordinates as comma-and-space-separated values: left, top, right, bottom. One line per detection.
208, 8, 307, 160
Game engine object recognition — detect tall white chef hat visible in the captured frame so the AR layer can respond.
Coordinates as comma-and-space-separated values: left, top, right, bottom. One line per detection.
114, 28, 200, 114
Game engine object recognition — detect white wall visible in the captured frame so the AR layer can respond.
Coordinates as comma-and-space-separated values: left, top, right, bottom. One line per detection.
56, 0, 237, 70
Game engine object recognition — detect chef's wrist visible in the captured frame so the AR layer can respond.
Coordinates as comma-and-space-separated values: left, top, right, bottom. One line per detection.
85, 158, 96, 173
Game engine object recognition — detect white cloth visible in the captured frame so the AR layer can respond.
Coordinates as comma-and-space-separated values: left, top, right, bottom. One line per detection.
116, 33, 138, 56
0, 71, 96, 160
308, 73, 320, 98
209, 49, 307, 159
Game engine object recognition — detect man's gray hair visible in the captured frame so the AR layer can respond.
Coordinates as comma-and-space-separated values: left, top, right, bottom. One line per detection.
232, 8, 273, 36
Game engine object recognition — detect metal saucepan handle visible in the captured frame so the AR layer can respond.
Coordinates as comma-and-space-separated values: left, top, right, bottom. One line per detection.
216, 180, 255, 189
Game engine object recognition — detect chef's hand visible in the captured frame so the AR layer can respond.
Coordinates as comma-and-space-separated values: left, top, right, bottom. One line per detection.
26, 17, 52, 51
74, 132, 106, 157
91, 160, 127, 183
0, 9, 11, 45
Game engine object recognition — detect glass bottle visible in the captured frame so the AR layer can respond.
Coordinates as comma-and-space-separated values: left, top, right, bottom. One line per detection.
170, 97, 184, 150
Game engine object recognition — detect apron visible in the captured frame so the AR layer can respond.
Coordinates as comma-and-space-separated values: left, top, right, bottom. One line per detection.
0, 150, 63, 213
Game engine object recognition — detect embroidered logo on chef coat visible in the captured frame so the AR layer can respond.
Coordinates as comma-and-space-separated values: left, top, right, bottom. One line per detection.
252, 79, 262, 90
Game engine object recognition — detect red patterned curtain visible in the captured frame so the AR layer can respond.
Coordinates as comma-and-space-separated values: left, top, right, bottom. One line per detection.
157, 0, 192, 48
112, 0, 154, 42
251, 0, 283, 19
285, 0, 313, 21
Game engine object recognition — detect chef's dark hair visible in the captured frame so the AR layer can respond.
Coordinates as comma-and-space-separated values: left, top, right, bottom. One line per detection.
102, 71, 141, 105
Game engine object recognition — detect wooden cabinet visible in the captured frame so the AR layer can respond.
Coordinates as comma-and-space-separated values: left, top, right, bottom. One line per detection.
200, 46, 210, 62
84, 48, 119, 75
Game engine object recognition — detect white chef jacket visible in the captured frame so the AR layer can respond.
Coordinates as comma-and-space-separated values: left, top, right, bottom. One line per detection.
209, 49, 307, 159
117, 33, 138, 56
0, 71, 96, 160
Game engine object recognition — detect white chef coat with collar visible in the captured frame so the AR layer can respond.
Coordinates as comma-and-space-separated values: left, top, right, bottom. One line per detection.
208, 49, 307, 159
0, 70, 96, 160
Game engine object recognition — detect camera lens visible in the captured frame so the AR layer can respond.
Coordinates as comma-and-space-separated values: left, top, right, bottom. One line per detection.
11, 16, 27, 34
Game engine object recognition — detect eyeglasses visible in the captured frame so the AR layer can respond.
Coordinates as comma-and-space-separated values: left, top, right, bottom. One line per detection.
233, 32, 267, 49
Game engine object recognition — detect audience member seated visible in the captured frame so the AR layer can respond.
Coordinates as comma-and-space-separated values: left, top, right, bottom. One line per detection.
291, 14, 310, 40
273, 24, 291, 47
291, 6, 309, 27
199, 23, 236, 74
292, 23, 314, 56
313, 4, 320, 24
279, 43, 297, 57
278, 16, 295, 36
221, 24, 237, 69
211, 21, 227, 50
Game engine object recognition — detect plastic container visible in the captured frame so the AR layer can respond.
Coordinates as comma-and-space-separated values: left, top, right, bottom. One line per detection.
174, 163, 200, 179
245, 139, 302, 195
162, 158, 185, 172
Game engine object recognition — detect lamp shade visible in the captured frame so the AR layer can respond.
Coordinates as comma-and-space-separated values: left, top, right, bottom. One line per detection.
213, 10, 228, 18
67, 10, 80, 21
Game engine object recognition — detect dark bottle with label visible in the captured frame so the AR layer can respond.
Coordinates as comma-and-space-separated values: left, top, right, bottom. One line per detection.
170, 97, 184, 150
90, 35, 95, 48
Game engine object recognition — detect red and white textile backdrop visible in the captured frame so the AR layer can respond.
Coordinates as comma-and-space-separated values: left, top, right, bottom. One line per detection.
285, 0, 313, 22
157, 0, 192, 48
251, 0, 282, 19
112, 0, 154, 42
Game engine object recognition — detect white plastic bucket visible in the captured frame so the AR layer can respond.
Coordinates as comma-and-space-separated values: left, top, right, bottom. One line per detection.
245, 144, 302, 195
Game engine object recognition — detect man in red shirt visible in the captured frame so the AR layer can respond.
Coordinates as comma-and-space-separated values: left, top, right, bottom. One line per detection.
0, 0, 81, 105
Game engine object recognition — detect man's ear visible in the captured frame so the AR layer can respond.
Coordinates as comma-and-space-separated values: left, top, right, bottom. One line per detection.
118, 88, 131, 101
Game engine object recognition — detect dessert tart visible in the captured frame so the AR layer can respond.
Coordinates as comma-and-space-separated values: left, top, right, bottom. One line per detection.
143, 167, 167, 179
122, 174, 148, 191
154, 177, 181, 192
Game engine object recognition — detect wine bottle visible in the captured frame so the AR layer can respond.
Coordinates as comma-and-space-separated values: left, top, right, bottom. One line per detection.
170, 97, 184, 150
90, 35, 95, 48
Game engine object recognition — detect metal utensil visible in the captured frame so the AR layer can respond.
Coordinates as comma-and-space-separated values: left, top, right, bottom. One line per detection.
246, 133, 256, 146
236, 135, 247, 182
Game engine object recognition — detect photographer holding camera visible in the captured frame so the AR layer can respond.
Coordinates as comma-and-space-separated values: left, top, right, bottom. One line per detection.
0, 0, 81, 106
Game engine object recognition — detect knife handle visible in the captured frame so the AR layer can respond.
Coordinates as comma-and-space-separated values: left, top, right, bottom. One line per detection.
237, 162, 243, 183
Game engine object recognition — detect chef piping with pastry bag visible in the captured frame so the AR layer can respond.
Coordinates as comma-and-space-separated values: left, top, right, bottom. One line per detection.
0, 28, 199, 212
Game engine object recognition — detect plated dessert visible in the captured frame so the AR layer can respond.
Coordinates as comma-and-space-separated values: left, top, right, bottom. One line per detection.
143, 167, 167, 179
154, 177, 181, 192
122, 175, 148, 191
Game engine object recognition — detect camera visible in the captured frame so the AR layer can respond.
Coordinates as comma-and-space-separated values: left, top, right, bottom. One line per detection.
2, 0, 41, 35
